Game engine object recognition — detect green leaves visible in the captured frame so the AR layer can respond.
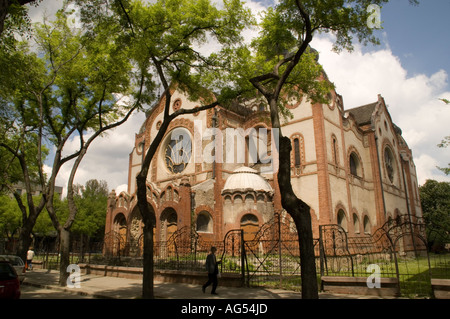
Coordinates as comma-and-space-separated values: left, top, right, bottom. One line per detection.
34, 11, 134, 131
71, 179, 108, 238
419, 180, 450, 245
81, 0, 252, 104
0, 195, 22, 238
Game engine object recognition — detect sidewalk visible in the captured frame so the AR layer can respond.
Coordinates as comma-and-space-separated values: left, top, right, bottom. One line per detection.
22, 269, 390, 299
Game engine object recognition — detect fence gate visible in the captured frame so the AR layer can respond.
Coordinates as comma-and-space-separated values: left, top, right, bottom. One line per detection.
220, 229, 246, 285
319, 224, 355, 277
242, 212, 302, 288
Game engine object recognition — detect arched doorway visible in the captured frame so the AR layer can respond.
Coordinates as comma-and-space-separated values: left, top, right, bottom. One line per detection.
160, 208, 178, 253
113, 213, 127, 256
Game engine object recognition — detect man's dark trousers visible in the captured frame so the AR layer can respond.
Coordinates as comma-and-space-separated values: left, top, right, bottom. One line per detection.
203, 273, 218, 293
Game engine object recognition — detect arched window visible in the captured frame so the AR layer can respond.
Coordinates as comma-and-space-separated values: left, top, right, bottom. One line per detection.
363, 216, 371, 234
258, 102, 265, 112
337, 209, 348, 232
241, 213, 258, 224
294, 138, 301, 167
196, 211, 213, 233
353, 213, 360, 234
332, 135, 339, 165
349, 152, 360, 177
167, 211, 177, 224
291, 134, 304, 175
246, 126, 270, 165
349, 153, 357, 176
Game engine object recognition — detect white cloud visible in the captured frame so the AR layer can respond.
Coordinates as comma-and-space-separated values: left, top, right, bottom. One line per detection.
414, 154, 448, 185
311, 35, 450, 185
115, 184, 129, 195
50, 111, 147, 196
27, 0, 63, 24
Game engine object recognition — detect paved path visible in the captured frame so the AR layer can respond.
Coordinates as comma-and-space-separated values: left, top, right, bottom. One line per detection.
22, 269, 395, 299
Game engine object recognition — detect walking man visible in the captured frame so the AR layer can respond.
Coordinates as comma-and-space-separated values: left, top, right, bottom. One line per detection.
202, 246, 221, 295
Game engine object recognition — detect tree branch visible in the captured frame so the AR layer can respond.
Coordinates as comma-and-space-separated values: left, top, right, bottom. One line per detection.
116, 0, 135, 36
274, 0, 312, 100
169, 101, 219, 121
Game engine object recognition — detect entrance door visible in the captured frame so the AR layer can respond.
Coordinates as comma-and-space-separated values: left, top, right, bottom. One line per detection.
240, 214, 259, 240
161, 208, 178, 254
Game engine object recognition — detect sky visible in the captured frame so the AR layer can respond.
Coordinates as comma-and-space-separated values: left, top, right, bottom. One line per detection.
27, 0, 450, 196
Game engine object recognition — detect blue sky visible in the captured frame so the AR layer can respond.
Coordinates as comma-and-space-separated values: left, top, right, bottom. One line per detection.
370, 0, 450, 85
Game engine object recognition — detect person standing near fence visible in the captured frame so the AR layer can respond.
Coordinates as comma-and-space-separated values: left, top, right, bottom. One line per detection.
202, 246, 221, 295
26, 247, 35, 271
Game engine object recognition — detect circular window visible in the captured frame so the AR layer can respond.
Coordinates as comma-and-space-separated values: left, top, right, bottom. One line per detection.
172, 99, 182, 111
164, 128, 192, 174
384, 147, 395, 183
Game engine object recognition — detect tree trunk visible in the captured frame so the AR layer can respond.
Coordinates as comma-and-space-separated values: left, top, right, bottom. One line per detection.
137, 171, 155, 299
278, 135, 318, 299
142, 222, 154, 299
15, 198, 43, 263
16, 227, 33, 264
59, 228, 71, 287
263, 95, 318, 298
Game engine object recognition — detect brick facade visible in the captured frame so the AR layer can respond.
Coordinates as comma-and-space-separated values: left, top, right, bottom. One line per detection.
104, 86, 422, 254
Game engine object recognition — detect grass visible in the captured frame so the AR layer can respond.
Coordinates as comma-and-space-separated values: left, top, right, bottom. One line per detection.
246, 253, 450, 298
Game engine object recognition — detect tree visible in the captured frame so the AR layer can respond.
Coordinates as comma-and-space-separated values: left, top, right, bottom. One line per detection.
0, 195, 22, 246
73, 0, 252, 298
213, 0, 415, 298
72, 179, 108, 260
419, 179, 450, 251
0, 42, 51, 263
0, 0, 42, 48
72, 179, 108, 239
1, 5, 146, 285
36, 11, 146, 286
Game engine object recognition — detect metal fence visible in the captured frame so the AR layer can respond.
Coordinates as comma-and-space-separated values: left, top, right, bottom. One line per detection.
319, 214, 450, 297
26, 213, 450, 297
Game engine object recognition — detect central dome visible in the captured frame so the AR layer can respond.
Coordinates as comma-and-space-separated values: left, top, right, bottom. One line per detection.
222, 166, 273, 193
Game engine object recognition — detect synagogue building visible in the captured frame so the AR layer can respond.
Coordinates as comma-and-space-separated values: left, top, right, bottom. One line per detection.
104, 79, 422, 254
